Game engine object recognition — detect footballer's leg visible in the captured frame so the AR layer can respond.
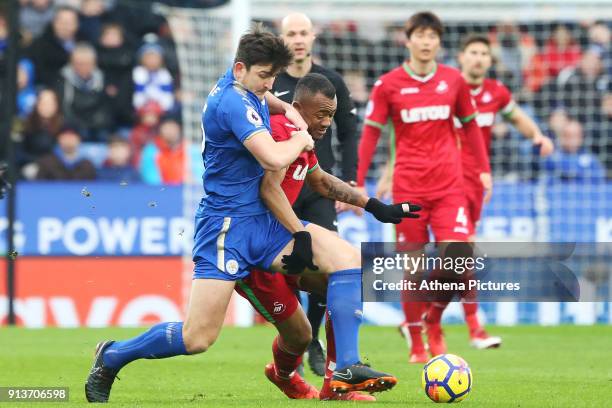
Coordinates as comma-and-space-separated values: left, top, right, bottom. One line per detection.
235, 272, 319, 400
85, 278, 234, 403
268, 222, 397, 394
423, 193, 474, 357
85, 214, 242, 403
395, 199, 431, 364
297, 275, 376, 401
460, 187, 502, 349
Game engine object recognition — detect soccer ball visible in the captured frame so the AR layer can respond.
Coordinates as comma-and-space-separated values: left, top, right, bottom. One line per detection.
421, 354, 472, 403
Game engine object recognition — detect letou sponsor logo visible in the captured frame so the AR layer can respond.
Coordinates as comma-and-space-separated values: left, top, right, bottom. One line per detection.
400, 105, 450, 123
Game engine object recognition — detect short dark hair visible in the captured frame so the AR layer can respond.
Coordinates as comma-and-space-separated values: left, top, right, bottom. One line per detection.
405, 11, 444, 39
460, 33, 490, 51
294, 73, 336, 102
54, 5, 78, 19
234, 23, 292, 74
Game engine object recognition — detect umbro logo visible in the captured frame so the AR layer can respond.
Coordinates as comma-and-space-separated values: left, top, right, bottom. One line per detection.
274, 90, 290, 97
401, 87, 420, 94
273, 302, 286, 314
334, 369, 353, 380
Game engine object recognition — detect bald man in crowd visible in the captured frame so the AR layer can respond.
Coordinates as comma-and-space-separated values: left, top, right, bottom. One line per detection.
273, 13, 359, 377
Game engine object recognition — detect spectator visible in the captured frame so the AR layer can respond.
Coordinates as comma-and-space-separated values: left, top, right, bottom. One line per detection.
78, 0, 111, 45
97, 23, 135, 127
489, 21, 536, 89
556, 48, 610, 124
28, 6, 81, 86
545, 108, 570, 140
97, 136, 141, 183
57, 42, 113, 141
544, 119, 605, 183
132, 42, 175, 113
139, 118, 183, 185
525, 24, 581, 93
17, 59, 37, 118
19, 0, 54, 43
591, 92, 612, 174
130, 100, 163, 165
588, 22, 611, 77
34, 126, 96, 180
19, 88, 64, 168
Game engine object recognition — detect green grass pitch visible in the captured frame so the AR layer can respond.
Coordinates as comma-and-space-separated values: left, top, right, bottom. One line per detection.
1, 325, 611, 407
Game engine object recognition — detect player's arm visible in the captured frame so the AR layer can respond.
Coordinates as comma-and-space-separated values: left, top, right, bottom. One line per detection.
456, 77, 493, 201
307, 167, 420, 224
376, 157, 393, 200
222, 93, 313, 170
244, 130, 313, 171
260, 168, 318, 273
462, 118, 493, 202
506, 106, 554, 156
356, 79, 389, 188
260, 168, 304, 233
265, 91, 308, 130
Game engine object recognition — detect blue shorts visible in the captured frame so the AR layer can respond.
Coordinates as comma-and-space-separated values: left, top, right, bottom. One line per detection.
192, 211, 296, 281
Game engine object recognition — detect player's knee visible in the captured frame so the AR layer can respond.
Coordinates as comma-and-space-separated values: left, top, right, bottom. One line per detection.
182, 327, 217, 354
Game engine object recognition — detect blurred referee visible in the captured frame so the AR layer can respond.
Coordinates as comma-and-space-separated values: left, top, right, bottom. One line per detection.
274, 13, 359, 377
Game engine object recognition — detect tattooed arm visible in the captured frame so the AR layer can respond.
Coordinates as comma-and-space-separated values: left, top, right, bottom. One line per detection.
306, 167, 369, 208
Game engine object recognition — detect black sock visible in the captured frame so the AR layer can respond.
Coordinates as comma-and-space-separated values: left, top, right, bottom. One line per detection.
307, 292, 326, 341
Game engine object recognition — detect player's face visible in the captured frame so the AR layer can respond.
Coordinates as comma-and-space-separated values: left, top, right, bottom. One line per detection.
281, 20, 315, 63
234, 63, 277, 99
406, 27, 440, 63
294, 93, 337, 139
459, 42, 492, 80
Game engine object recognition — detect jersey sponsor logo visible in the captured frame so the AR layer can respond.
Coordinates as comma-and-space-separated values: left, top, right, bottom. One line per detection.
226, 259, 239, 275
482, 91, 493, 103
246, 106, 263, 126
274, 90, 290, 97
292, 164, 308, 181
400, 87, 420, 95
273, 302, 286, 314
435, 80, 449, 94
400, 105, 450, 123
476, 112, 495, 127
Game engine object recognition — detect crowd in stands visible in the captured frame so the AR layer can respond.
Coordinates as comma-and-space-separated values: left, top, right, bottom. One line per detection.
1, 0, 191, 184
1, 1, 610, 185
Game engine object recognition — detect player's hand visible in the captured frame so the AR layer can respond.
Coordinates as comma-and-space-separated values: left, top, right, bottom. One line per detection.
376, 174, 392, 201
480, 172, 493, 203
291, 130, 315, 151
336, 201, 364, 215
365, 197, 421, 224
282, 231, 319, 274
533, 132, 554, 157
284, 105, 308, 131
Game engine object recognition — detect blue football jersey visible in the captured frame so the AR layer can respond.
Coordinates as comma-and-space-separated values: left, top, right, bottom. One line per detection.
200, 68, 272, 216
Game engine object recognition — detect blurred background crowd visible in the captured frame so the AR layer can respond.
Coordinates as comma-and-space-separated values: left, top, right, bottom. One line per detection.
0, 0, 610, 185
